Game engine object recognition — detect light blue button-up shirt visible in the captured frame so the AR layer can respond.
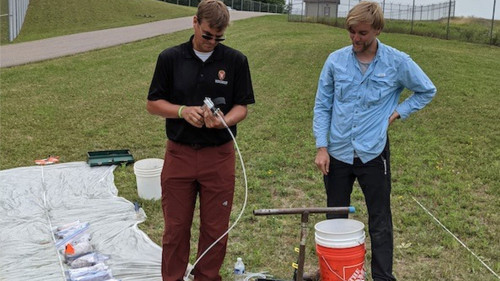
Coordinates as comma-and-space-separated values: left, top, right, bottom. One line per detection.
313, 40, 436, 164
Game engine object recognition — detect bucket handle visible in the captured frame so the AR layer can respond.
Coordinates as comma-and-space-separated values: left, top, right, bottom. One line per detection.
321, 255, 348, 281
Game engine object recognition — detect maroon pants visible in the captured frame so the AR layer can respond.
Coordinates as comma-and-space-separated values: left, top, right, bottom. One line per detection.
161, 140, 235, 281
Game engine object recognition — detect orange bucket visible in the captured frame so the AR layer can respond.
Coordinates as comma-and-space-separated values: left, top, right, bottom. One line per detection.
314, 219, 366, 281
316, 243, 365, 281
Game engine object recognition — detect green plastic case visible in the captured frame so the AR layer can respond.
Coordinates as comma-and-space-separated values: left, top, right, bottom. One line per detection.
87, 149, 135, 167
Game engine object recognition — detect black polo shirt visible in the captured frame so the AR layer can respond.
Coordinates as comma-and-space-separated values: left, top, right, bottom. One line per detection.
148, 36, 255, 146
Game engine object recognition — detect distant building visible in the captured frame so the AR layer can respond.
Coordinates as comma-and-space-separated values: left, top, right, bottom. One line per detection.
304, 0, 340, 18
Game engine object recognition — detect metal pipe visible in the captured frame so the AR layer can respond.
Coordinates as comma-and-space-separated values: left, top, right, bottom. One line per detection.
253, 206, 354, 281
295, 211, 309, 281
253, 206, 354, 216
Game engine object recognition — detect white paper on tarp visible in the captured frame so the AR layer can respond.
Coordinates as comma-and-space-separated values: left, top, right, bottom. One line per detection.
0, 162, 162, 281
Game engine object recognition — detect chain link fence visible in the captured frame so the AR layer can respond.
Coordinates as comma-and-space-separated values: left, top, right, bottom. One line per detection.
161, 0, 286, 13
288, 0, 499, 46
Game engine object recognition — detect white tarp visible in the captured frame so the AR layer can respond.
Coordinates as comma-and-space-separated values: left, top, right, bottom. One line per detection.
0, 162, 162, 281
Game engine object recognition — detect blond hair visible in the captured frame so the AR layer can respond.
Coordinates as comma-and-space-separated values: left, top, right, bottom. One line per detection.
346, 1, 385, 31
196, 0, 230, 31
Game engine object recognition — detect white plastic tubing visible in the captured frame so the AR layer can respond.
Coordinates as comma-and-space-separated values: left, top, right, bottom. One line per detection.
184, 111, 249, 280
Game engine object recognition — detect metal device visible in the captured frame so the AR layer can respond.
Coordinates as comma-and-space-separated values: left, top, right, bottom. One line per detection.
203, 97, 226, 116
253, 207, 355, 281
203, 97, 217, 115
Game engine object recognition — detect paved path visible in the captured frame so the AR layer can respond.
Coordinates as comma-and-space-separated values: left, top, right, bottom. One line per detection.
0, 11, 270, 68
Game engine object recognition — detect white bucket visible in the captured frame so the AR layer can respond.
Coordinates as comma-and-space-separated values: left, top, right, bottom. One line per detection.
133, 158, 164, 200
314, 219, 365, 248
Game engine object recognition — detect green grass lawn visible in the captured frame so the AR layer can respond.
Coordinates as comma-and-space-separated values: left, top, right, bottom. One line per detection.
0, 0, 196, 44
1, 14, 499, 281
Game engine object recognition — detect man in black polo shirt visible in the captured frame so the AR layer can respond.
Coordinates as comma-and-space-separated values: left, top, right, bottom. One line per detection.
147, 0, 254, 280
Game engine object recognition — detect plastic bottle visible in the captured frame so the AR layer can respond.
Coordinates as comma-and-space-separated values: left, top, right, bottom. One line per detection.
233, 257, 245, 281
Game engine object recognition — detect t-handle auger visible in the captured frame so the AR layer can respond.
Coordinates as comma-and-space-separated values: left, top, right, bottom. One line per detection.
253, 207, 355, 281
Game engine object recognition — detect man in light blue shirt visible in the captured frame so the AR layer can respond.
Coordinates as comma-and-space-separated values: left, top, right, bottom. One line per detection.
313, 2, 436, 280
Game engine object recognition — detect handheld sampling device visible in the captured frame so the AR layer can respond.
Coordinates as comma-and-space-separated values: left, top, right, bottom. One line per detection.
203, 96, 226, 116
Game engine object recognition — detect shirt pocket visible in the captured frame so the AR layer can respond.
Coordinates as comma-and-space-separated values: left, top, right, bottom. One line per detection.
364, 76, 393, 107
334, 74, 355, 103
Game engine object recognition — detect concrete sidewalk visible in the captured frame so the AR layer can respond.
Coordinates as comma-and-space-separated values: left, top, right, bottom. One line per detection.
0, 11, 270, 68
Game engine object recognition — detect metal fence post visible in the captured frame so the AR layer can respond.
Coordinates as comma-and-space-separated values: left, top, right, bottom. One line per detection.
411, 0, 415, 33
16, 0, 19, 37
8, 0, 13, 41
7, 0, 30, 42
491, 0, 497, 44
301, 1, 304, 21
446, 0, 452, 40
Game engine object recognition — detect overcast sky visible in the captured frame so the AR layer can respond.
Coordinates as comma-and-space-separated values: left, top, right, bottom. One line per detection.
380, 0, 498, 19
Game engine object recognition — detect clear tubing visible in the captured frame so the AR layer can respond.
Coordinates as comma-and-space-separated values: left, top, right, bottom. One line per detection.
184, 111, 249, 280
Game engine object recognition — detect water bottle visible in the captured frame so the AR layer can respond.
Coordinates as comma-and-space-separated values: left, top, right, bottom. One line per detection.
233, 257, 245, 281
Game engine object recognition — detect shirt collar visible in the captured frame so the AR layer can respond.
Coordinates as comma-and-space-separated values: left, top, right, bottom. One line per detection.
349, 38, 383, 62
184, 35, 224, 62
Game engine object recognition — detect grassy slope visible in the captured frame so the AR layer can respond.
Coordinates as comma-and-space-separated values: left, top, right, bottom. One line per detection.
1, 0, 195, 44
1, 10, 499, 281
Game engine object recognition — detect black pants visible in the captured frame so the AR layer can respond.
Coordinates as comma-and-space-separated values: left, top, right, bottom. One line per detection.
324, 142, 396, 281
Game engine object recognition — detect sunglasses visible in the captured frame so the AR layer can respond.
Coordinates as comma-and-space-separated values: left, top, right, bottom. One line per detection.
201, 33, 225, 42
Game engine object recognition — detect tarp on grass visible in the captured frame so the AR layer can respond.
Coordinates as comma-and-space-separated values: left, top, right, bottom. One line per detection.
0, 162, 162, 281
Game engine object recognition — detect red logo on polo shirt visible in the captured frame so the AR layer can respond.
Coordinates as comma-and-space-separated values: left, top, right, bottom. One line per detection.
215, 70, 228, 85
218, 70, 226, 81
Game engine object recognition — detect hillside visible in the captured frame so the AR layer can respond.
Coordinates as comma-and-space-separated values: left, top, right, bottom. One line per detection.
1, 0, 196, 44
